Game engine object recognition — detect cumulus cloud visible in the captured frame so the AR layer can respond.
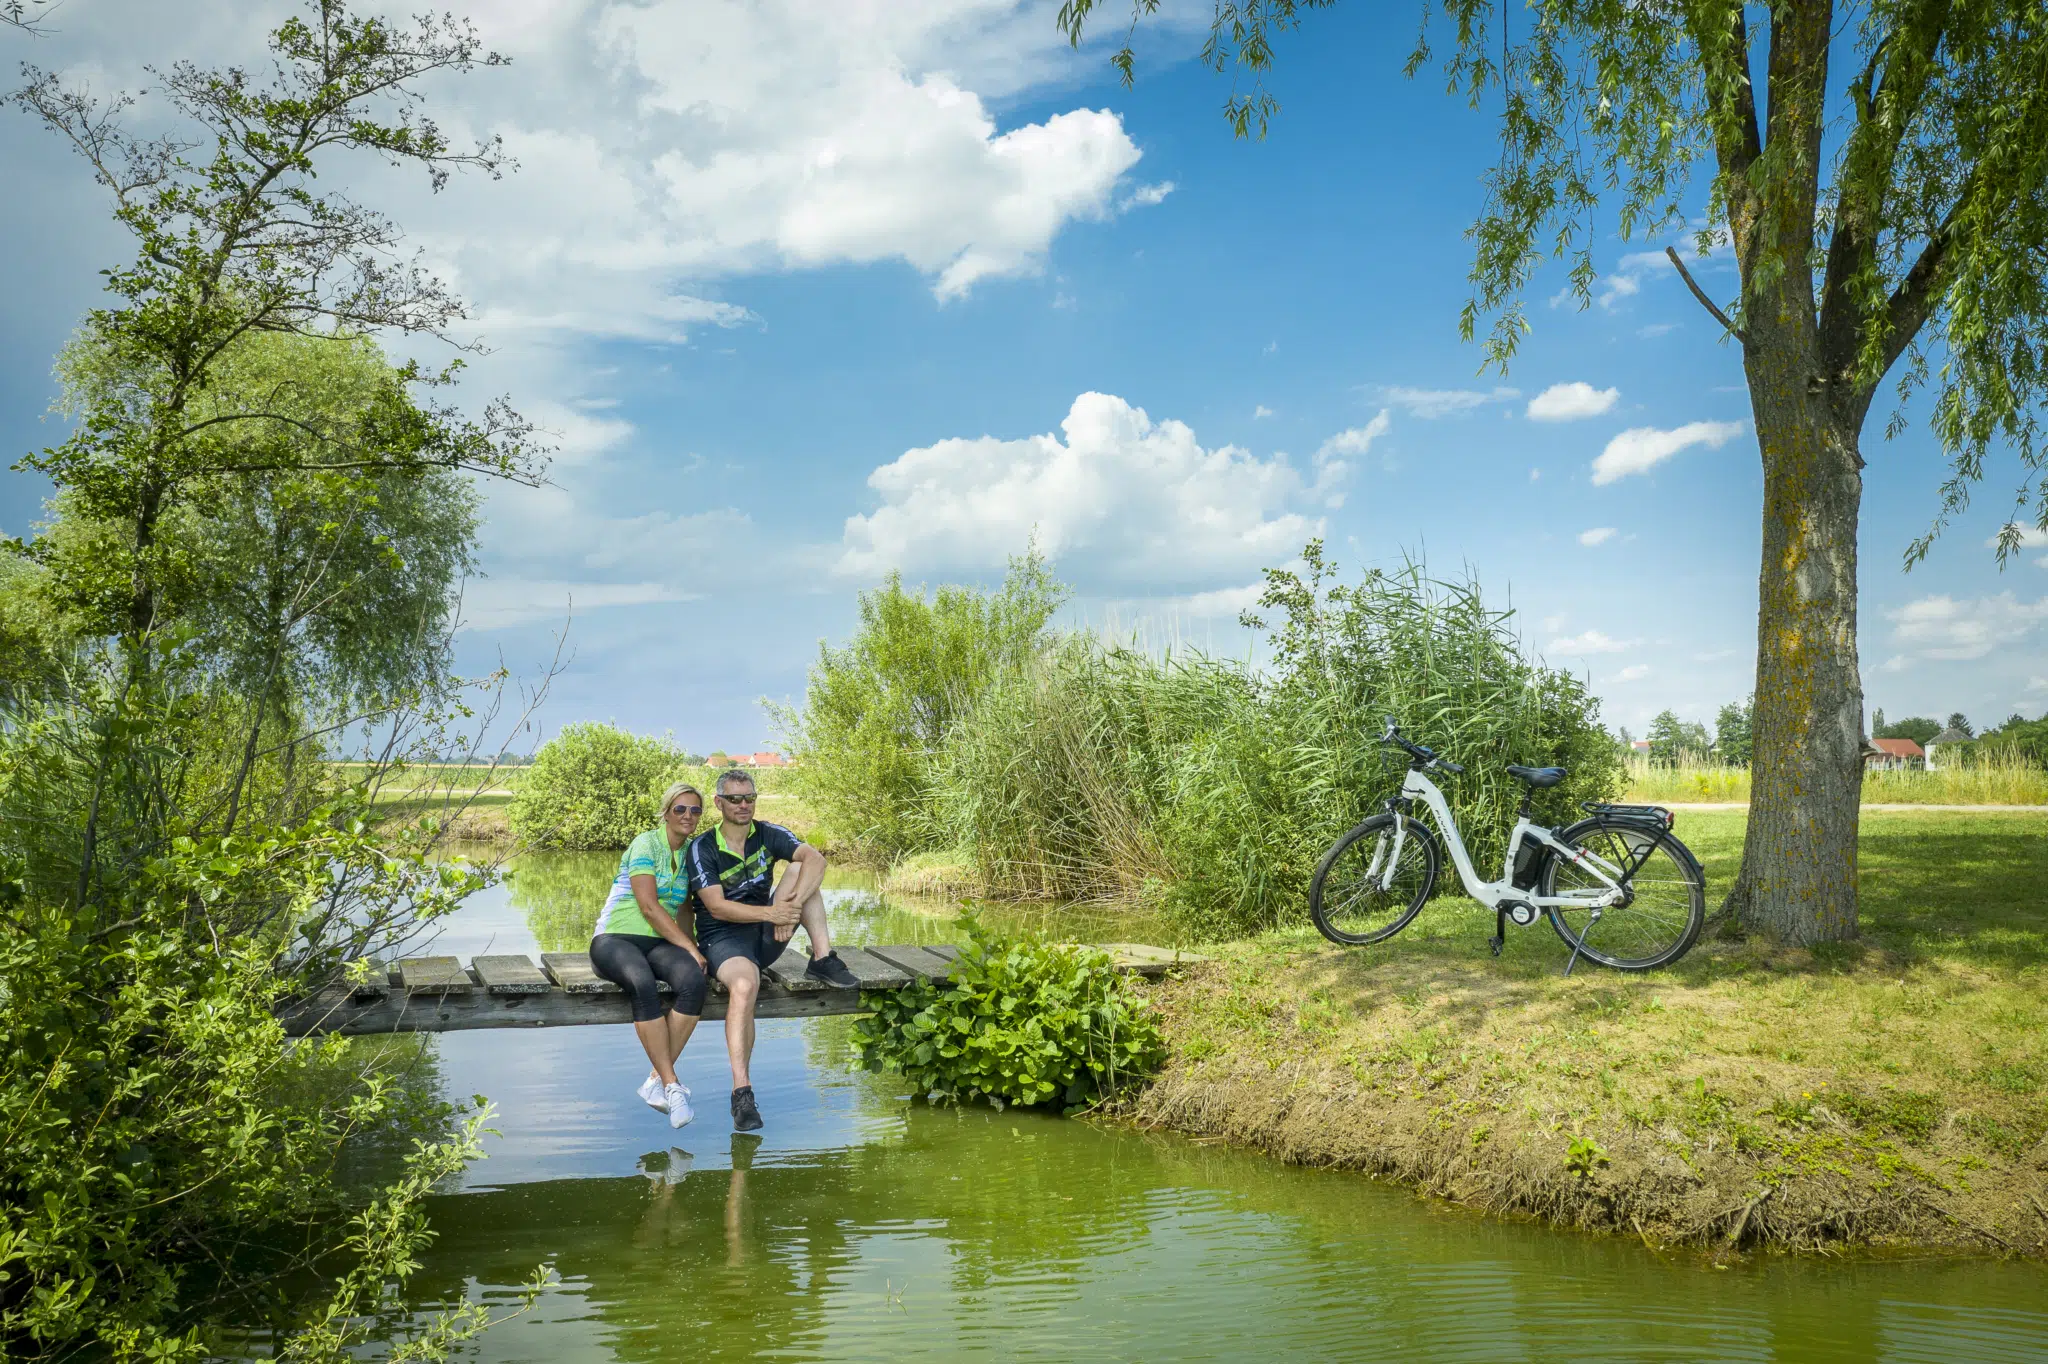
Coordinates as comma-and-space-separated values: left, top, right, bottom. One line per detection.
1527, 382, 1620, 422
1381, 386, 1519, 419
1578, 527, 1618, 547
1548, 629, 1633, 655
1120, 181, 1176, 210
1617, 664, 1651, 682
1591, 420, 1746, 485
1885, 592, 2048, 662
1253, 405, 1274, 419
837, 392, 1324, 590
1316, 410, 1392, 462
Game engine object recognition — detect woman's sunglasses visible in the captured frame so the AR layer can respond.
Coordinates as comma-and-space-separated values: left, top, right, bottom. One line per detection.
668, 803, 703, 816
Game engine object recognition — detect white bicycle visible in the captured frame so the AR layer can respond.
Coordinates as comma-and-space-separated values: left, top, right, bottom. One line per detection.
1308, 720, 1706, 973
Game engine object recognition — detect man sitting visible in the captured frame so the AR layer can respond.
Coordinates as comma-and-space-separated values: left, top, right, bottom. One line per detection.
685, 768, 858, 1131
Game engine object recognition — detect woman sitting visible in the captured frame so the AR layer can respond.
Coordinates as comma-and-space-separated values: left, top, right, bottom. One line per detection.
588, 781, 711, 1127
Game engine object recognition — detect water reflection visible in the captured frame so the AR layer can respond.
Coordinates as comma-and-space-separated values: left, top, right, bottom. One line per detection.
389, 1021, 2048, 1364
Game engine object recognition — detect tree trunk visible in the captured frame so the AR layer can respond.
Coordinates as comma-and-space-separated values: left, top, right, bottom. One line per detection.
1724, 352, 1866, 944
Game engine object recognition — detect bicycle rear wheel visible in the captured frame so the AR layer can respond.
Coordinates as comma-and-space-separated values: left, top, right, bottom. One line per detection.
1309, 813, 1438, 946
1539, 819, 1704, 970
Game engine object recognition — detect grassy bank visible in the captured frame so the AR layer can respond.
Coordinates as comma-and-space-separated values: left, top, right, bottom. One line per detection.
1125, 810, 2048, 1257
1623, 753, 2048, 805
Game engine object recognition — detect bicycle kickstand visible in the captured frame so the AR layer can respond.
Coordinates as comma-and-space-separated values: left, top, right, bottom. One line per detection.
1562, 907, 1601, 978
1489, 907, 1506, 959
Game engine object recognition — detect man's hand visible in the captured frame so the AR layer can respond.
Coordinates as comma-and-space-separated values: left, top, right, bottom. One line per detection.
772, 922, 794, 942
765, 897, 802, 926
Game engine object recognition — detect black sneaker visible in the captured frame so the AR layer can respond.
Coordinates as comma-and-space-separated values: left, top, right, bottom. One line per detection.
731, 1085, 763, 1132
805, 950, 858, 988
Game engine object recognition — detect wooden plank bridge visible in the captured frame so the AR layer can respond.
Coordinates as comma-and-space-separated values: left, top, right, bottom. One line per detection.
277, 943, 1199, 1038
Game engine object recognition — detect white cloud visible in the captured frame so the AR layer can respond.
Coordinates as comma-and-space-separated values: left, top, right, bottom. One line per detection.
1578, 527, 1618, 547
1617, 664, 1651, 682
1381, 386, 1519, 419
1591, 420, 1746, 485
1885, 592, 2048, 662
1316, 411, 1391, 462
1637, 322, 1679, 339
1529, 468, 1541, 481
837, 392, 1324, 590
1179, 582, 1265, 618
2028, 676, 2048, 693
1120, 180, 1176, 209
1548, 629, 1633, 655
459, 579, 696, 631
1527, 382, 1620, 422
1253, 405, 1274, 419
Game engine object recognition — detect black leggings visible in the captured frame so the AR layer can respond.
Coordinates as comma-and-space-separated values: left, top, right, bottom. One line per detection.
589, 933, 709, 1022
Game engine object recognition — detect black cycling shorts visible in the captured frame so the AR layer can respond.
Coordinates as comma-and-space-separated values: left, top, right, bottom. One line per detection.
698, 920, 788, 976
588, 933, 708, 1021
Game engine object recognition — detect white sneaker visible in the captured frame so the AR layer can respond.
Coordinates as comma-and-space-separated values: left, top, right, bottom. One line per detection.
637, 1072, 667, 1112
665, 1081, 695, 1129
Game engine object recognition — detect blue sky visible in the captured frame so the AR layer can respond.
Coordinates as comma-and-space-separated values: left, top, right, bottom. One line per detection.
4, 1, 2044, 754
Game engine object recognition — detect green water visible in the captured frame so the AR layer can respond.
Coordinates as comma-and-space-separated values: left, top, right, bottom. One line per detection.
376, 853, 2046, 1362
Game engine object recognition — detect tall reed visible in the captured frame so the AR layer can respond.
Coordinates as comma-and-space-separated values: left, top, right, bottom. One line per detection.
1622, 750, 2048, 805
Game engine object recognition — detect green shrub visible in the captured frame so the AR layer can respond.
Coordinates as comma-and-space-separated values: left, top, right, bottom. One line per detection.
924, 545, 1620, 938
850, 919, 1165, 1111
507, 722, 694, 850
771, 551, 1065, 860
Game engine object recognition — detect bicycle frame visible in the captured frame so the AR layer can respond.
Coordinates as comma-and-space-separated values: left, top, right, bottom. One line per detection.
1380, 768, 1628, 911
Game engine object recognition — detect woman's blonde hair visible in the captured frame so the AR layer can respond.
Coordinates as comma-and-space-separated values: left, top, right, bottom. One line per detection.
657, 781, 705, 819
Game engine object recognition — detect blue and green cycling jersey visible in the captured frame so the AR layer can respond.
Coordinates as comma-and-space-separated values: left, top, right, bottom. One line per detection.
592, 827, 693, 938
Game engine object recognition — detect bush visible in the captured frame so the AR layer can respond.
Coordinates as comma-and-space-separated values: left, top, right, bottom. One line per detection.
508, 722, 694, 850
924, 545, 1621, 938
771, 551, 1065, 860
850, 919, 1165, 1111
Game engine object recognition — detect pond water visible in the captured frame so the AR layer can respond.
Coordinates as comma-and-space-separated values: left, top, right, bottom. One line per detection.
379, 852, 2046, 1362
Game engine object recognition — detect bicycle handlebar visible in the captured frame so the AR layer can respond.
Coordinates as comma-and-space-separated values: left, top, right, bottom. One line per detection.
1380, 717, 1465, 774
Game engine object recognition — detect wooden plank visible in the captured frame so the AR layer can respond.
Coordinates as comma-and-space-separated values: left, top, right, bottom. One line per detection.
541, 952, 620, 994
762, 943, 831, 992
473, 954, 551, 995
870, 944, 953, 983
277, 981, 865, 1037
397, 956, 474, 995
832, 944, 910, 989
348, 959, 389, 1001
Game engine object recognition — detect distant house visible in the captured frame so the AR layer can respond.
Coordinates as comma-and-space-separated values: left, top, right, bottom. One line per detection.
1630, 740, 1652, 754
723, 751, 791, 769
1923, 727, 1971, 771
1865, 737, 1923, 771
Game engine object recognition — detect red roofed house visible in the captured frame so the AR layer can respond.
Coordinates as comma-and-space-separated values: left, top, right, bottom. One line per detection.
737, 751, 791, 768
1866, 737, 1923, 771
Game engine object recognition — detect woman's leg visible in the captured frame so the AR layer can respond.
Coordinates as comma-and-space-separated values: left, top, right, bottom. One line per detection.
589, 935, 682, 1087
645, 941, 708, 1070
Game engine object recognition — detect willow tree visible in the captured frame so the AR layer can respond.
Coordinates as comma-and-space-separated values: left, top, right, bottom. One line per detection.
1060, 0, 2048, 943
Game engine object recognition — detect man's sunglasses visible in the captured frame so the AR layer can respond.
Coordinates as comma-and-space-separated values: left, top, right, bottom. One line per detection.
668, 803, 703, 816
717, 792, 758, 804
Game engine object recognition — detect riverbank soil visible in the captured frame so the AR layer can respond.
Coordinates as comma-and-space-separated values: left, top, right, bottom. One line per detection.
1127, 810, 2048, 1256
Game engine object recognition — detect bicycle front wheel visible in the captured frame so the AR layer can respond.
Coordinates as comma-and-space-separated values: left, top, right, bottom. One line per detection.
1539, 819, 1704, 970
1309, 813, 1439, 946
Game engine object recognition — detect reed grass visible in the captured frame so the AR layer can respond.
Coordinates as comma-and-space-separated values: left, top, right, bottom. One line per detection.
1622, 750, 2048, 805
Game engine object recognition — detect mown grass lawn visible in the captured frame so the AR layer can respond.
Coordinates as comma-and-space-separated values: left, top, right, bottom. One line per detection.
1140, 810, 2048, 1252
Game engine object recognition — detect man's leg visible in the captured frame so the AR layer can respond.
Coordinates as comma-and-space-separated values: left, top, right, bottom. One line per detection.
715, 957, 760, 1089
796, 886, 831, 958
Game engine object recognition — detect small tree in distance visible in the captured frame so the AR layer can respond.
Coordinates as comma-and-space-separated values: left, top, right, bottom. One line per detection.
1714, 698, 1754, 767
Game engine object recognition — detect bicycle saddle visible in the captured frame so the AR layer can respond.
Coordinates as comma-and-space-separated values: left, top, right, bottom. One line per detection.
1505, 765, 1568, 788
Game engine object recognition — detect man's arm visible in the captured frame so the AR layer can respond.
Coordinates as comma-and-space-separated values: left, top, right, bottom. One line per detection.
697, 880, 801, 925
